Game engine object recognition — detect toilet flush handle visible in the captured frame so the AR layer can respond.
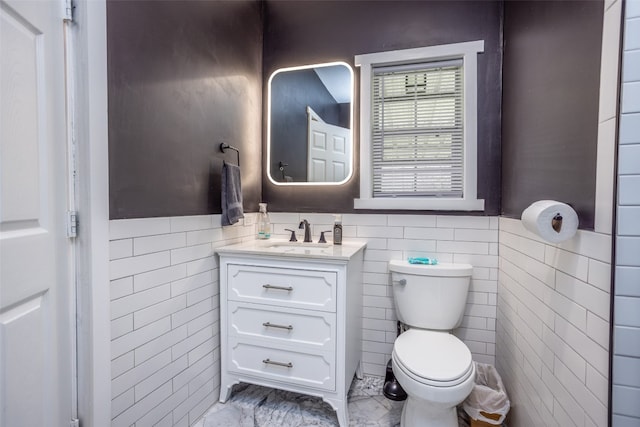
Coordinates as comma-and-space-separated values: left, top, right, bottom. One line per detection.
393, 278, 407, 286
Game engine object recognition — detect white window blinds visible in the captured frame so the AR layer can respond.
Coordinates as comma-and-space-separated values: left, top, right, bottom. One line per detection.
371, 59, 464, 198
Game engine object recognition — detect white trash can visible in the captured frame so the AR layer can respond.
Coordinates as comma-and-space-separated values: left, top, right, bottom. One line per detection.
463, 362, 510, 426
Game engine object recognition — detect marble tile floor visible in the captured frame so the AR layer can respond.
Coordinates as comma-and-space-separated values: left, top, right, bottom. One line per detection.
194, 376, 471, 427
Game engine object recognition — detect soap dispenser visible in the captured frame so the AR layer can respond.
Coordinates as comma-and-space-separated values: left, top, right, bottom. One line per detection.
333, 214, 342, 245
257, 203, 271, 239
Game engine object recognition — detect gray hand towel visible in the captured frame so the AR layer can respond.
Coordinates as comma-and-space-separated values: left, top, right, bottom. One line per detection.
221, 161, 244, 226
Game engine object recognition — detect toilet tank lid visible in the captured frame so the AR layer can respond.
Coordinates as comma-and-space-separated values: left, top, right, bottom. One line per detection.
389, 260, 473, 277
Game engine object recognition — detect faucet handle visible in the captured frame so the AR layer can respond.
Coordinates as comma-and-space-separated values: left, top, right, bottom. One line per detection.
284, 229, 298, 242
318, 230, 332, 244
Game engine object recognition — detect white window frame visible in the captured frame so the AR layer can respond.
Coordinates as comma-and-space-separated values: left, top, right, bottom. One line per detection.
354, 40, 485, 211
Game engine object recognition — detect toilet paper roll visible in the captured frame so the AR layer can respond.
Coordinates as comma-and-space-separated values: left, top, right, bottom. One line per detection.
521, 200, 578, 243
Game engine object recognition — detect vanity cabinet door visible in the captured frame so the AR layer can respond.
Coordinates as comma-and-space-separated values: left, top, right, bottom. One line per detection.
227, 264, 337, 312
228, 301, 336, 352
227, 338, 336, 391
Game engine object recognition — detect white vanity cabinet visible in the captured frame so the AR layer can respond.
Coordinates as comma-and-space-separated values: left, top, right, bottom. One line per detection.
217, 241, 366, 427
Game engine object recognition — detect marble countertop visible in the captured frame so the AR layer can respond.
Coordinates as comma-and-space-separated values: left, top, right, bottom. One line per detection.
216, 239, 367, 261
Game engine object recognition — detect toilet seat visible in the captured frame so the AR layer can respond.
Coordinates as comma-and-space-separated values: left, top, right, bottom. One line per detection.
393, 329, 473, 387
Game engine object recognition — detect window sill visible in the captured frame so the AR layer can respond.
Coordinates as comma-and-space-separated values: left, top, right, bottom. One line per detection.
354, 197, 485, 211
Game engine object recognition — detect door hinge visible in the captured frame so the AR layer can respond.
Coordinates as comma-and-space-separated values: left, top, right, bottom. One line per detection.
70, 419, 80, 427
63, 0, 74, 22
67, 210, 78, 238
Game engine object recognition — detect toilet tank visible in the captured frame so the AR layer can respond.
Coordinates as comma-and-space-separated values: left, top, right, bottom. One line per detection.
389, 261, 473, 330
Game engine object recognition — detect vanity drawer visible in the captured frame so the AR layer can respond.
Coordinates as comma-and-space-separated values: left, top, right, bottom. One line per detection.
228, 301, 335, 352
227, 338, 335, 391
226, 264, 337, 312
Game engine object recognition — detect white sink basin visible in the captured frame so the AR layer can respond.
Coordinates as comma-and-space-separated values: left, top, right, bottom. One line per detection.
216, 239, 367, 260
265, 242, 332, 255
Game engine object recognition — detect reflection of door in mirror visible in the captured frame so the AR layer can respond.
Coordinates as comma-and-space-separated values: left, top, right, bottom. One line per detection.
267, 62, 353, 185
307, 107, 350, 182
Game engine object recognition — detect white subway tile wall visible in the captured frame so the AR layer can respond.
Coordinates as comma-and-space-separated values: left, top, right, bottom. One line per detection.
595, 0, 623, 234
109, 212, 499, 425
109, 215, 256, 426
497, 217, 612, 427
613, 2, 640, 424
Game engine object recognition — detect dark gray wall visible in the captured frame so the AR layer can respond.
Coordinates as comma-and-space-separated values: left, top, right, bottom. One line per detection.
106, 0, 603, 223
107, 0, 263, 219
262, 0, 503, 215
501, 0, 603, 230
270, 69, 343, 182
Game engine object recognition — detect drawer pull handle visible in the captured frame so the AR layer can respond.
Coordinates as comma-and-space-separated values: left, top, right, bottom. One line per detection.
263, 322, 293, 330
262, 284, 293, 292
262, 358, 293, 368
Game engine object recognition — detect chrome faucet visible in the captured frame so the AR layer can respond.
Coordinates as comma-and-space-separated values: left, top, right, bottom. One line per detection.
298, 219, 312, 243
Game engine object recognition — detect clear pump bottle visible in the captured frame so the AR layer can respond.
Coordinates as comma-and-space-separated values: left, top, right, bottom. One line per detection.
257, 203, 271, 239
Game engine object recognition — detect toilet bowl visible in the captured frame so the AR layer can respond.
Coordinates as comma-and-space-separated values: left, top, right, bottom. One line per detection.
388, 261, 474, 427
392, 329, 475, 427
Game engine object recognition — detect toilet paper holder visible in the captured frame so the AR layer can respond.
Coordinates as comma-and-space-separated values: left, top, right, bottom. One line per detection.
551, 214, 563, 233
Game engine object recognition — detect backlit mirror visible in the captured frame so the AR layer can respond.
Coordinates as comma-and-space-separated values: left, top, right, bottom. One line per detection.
267, 62, 354, 185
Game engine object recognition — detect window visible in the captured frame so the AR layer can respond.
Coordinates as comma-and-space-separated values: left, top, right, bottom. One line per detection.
373, 60, 463, 198
354, 41, 485, 211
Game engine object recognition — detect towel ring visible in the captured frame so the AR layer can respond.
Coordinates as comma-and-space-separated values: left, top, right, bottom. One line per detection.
220, 143, 240, 167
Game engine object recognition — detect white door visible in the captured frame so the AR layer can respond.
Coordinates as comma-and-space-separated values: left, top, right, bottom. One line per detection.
0, 0, 74, 426
307, 107, 351, 182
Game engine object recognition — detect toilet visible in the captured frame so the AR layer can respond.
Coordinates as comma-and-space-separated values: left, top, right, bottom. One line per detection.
388, 260, 475, 427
